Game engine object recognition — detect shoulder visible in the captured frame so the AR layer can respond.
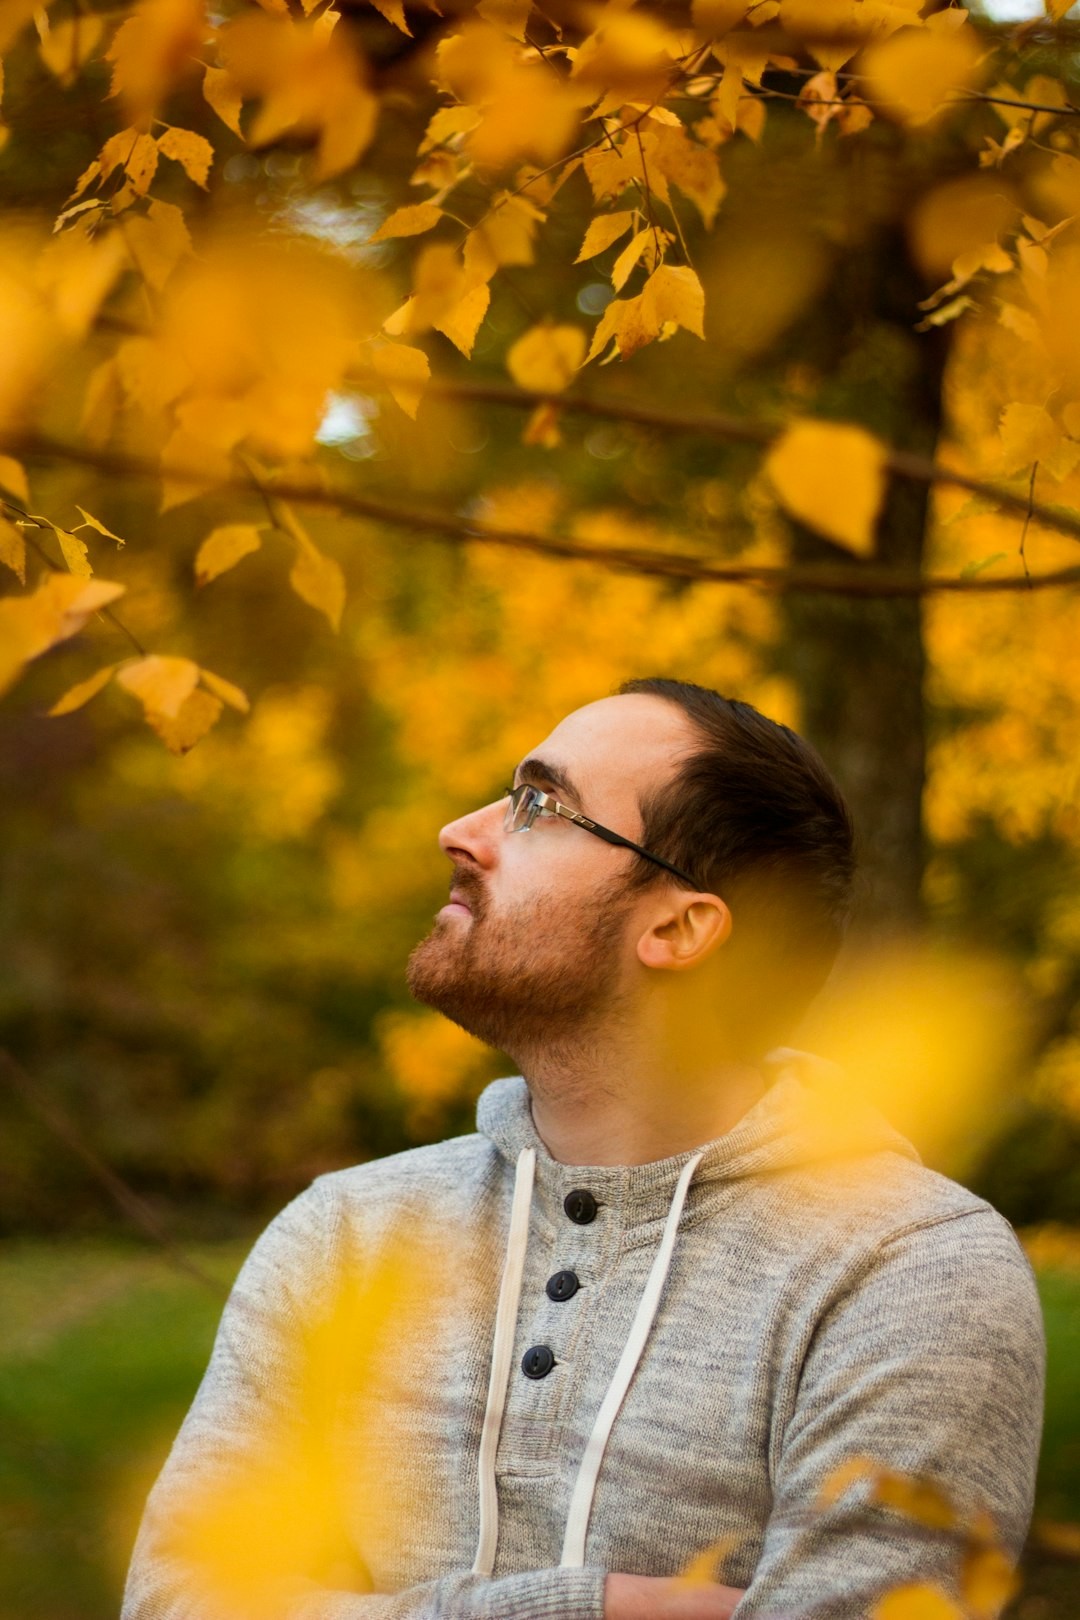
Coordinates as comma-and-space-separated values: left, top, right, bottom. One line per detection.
784, 1146, 1019, 1258
813, 1171, 1046, 1365
767, 1151, 1044, 1353
313, 1128, 498, 1215
228, 1131, 499, 1304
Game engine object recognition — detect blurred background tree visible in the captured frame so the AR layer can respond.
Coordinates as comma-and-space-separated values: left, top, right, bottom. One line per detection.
3, 0, 1080, 1233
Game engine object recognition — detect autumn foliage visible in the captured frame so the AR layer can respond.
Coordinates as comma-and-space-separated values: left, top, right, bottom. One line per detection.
0, 0, 1078, 750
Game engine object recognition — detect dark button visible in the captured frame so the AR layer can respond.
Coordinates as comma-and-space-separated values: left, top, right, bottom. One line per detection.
546, 1269, 580, 1303
564, 1188, 598, 1224
521, 1344, 556, 1379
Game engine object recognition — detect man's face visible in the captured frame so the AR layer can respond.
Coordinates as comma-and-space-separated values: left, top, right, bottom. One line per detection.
406, 694, 697, 1057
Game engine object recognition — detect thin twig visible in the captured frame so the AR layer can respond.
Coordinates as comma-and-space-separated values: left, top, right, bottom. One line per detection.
1020, 460, 1038, 587
3, 496, 147, 657
1, 1049, 227, 1300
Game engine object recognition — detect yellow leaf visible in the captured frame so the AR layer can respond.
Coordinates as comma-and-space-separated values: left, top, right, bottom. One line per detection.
693, 0, 750, 31
522, 401, 562, 447
907, 176, 1019, 281
49, 662, 120, 716
871, 1471, 956, 1531
0, 573, 125, 698
914, 293, 976, 331
674, 1532, 742, 1587
38, 14, 105, 86
960, 1543, 1019, 1620
74, 506, 125, 546
1045, 0, 1073, 19
507, 322, 585, 392
97, 127, 160, 194
81, 358, 123, 449
199, 666, 250, 712
0, 454, 29, 503
149, 687, 224, 753
461, 44, 579, 168
649, 120, 727, 228
817, 1455, 879, 1506
36, 218, 129, 338
116, 654, 201, 718
418, 103, 482, 156
765, 420, 887, 554
611, 228, 651, 293
464, 192, 545, 282
223, 12, 378, 182
434, 282, 490, 357
644, 263, 705, 339
55, 527, 92, 577
105, 0, 207, 119
369, 0, 411, 32
0, 0, 36, 57
157, 125, 215, 186
871, 1583, 965, 1620
369, 341, 430, 419
67, 157, 102, 202
123, 198, 193, 291
585, 289, 660, 362
571, 10, 680, 104
194, 523, 264, 586
584, 141, 646, 205
476, 0, 532, 41
0, 514, 26, 582
780, 0, 913, 73
575, 210, 635, 262
369, 202, 443, 243
116, 336, 190, 417
999, 402, 1058, 473
203, 64, 244, 136
863, 26, 983, 127
384, 242, 469, 336
1031, 1519, 1080, 1556
290, 538, 345, 630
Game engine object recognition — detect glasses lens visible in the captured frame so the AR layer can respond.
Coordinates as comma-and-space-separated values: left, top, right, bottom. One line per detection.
505, 784, 539, 832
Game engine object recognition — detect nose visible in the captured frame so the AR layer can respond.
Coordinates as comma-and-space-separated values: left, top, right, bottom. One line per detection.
438, 795, 506, 870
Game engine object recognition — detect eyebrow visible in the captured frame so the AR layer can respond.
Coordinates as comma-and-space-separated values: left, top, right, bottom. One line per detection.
512, 756, 584, 810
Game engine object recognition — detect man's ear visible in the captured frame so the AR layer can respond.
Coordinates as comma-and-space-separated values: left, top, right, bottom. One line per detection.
636, 894, 732, 972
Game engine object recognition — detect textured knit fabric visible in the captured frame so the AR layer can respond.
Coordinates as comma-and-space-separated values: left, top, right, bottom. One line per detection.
122, 1054, 1046, 1620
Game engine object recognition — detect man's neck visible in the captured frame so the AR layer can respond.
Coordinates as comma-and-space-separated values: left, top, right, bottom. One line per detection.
523, 1053, 770, 1167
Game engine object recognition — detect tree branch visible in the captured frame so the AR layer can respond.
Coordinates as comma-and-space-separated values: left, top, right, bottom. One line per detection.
7, 432, 1080, 598
359, 374, 1080, 546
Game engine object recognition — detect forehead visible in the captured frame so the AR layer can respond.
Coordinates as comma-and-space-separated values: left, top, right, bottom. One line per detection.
526, 694, 697, 815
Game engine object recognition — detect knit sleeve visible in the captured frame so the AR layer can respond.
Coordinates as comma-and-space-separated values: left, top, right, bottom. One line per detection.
120, 1181, 607, 1620
731, 1207, 1046, 1620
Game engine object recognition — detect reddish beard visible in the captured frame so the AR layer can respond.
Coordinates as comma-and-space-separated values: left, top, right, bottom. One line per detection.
406, 868, 635, 1059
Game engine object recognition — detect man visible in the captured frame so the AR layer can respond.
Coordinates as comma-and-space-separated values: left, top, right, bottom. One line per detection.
123, 679, 1045, 1620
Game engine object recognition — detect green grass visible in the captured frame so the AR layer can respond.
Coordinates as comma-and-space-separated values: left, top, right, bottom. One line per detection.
0, 1240, 248, 1620
0, 1239, 1077, 1620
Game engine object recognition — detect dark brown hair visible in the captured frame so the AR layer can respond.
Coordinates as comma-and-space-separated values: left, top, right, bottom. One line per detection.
617, 678, 856, 1027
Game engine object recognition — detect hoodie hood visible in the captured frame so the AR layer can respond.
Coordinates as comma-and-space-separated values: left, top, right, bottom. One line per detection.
476, 1047, 920, 1196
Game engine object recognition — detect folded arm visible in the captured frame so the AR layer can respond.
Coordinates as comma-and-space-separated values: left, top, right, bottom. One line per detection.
730, 1207, 1046, 1620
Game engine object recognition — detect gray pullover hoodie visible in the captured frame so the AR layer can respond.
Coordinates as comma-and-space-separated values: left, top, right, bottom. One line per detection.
122, 1052, 1046, 1620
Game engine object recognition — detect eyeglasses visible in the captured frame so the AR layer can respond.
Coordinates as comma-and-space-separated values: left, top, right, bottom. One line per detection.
503, 782, 698, 888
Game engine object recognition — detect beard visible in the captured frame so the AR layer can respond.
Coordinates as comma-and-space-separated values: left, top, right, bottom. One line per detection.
406, 863, 635, 1063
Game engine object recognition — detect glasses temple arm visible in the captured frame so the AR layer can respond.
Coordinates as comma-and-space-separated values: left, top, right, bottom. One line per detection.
571, 816, 697, 889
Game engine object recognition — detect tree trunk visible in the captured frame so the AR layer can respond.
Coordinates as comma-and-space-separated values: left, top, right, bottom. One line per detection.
779, 227, 948, 938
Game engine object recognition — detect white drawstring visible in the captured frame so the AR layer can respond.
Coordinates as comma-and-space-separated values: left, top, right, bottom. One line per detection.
472, 1146, 535, 1577
559, 1151, 704, 1568
471, 1145, 703, 1577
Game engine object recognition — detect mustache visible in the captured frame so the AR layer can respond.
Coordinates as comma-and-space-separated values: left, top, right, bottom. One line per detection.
449, 867, 487, 916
